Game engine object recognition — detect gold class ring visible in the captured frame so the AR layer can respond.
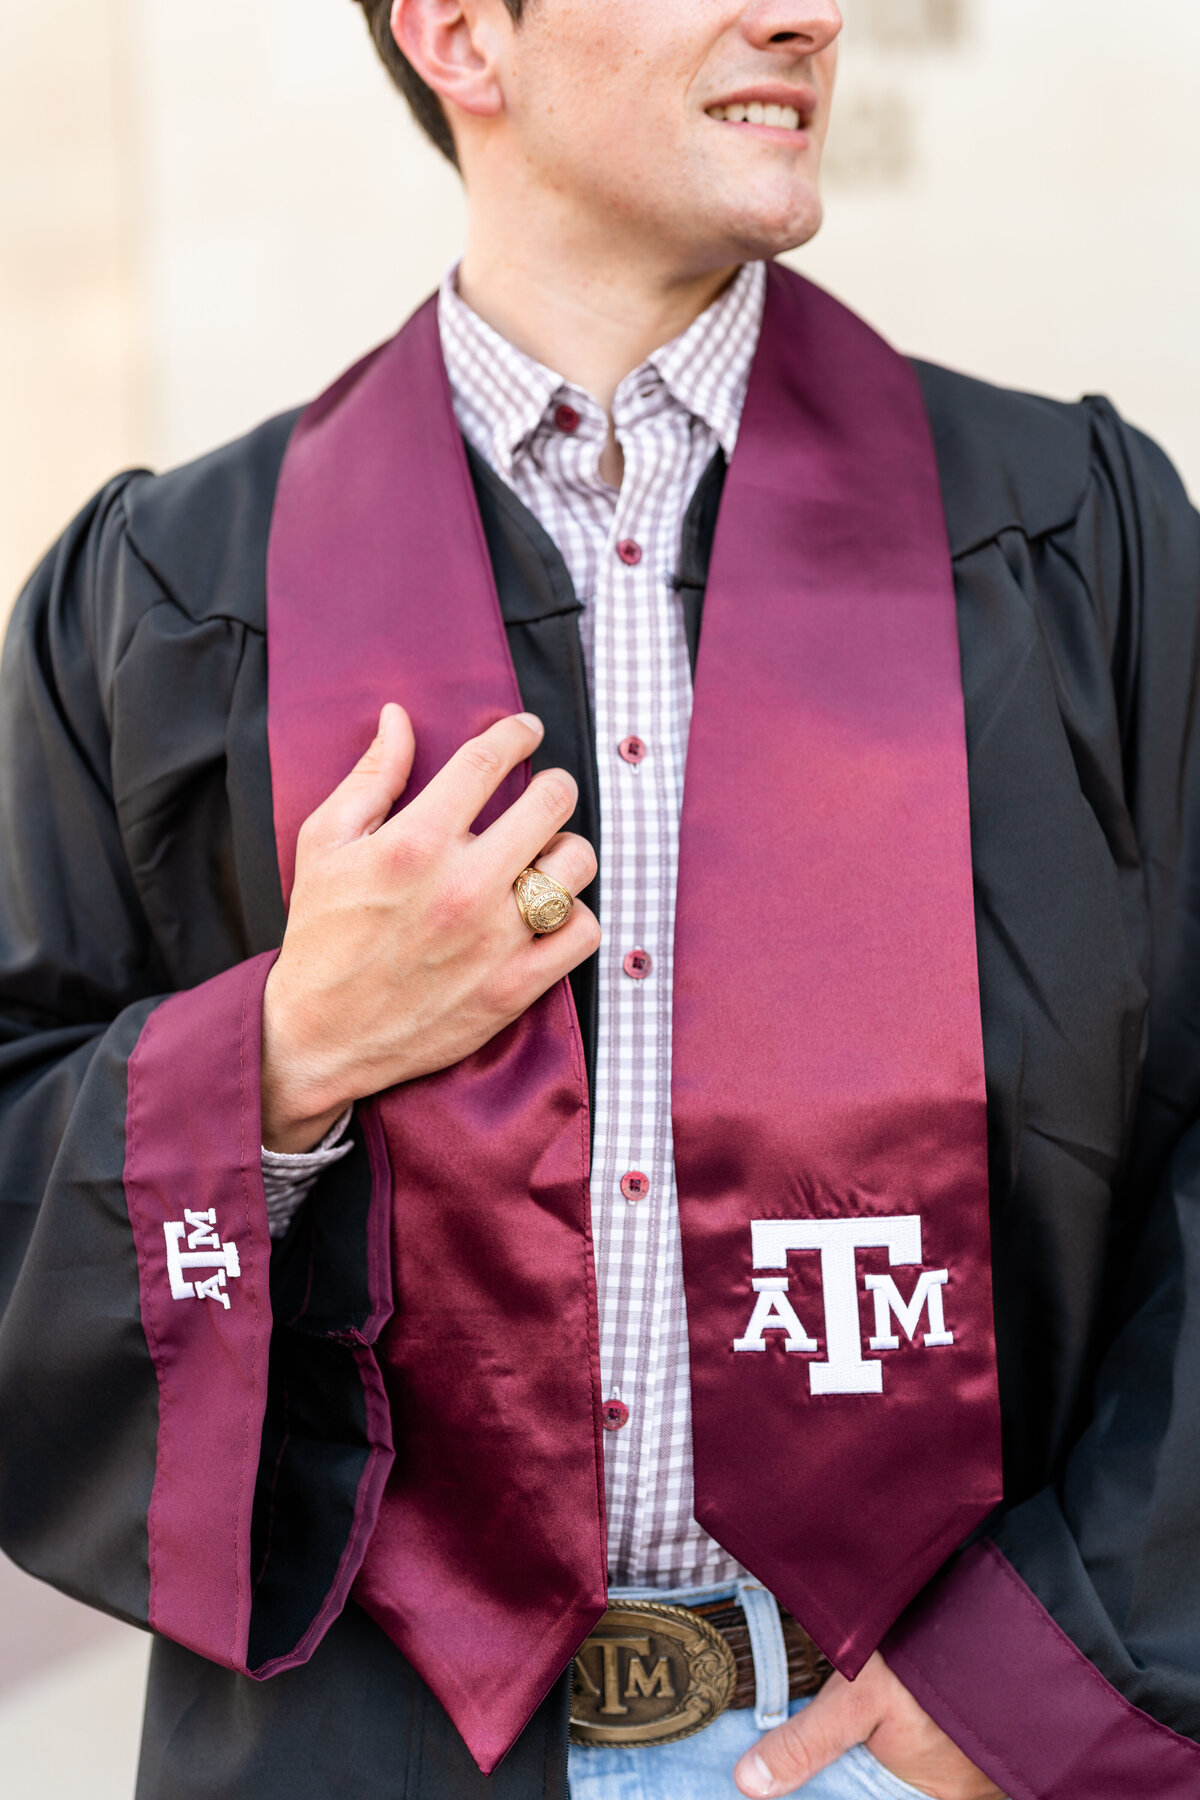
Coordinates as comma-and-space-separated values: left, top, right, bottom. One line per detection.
513, 866, 574, 936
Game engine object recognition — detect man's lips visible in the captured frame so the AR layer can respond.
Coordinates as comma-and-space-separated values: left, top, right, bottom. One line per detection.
704, 85, 818, 135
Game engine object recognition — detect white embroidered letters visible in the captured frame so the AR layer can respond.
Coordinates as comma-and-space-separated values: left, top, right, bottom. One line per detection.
732, 1216, 954, 1395
164, 1209, 241, 1310
732, 1278, 819, 1354
865, 1269, 953, 1350
184, 1208, 221, 1250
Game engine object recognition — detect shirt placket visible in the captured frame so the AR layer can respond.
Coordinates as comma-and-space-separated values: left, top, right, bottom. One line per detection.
590, 393, 692, 1580
438, 259, 767, 1591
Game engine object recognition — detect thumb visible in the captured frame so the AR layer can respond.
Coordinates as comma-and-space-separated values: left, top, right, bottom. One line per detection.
313, 703, 416, 843
734, 1674, 875, 1797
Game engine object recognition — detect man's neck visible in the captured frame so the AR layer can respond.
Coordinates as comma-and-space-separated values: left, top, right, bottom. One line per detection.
456, 229, 739, 418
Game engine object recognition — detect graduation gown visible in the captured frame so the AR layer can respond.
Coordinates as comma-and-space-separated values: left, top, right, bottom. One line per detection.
1, 332, 1200, 1799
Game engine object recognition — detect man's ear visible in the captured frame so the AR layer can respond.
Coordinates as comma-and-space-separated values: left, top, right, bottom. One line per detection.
391, 0, 506, 121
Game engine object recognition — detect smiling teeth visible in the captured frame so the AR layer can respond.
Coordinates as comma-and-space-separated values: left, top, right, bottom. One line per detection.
707, 102, 802, 130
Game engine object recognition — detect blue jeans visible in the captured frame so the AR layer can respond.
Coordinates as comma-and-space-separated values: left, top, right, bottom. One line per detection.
567, 1578, 936, 1800
567, 1695, 934, 1800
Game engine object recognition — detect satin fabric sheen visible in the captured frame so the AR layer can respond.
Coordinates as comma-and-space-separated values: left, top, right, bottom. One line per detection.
885, 1542, 1200, 1799
265, 266, 1001, 1772
675, 267, 1002, 1668
267, 312, 609, 1774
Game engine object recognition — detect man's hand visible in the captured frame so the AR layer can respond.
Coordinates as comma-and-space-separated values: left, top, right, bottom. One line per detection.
261, 704, 600, 1151
733, 1653, 1004, 1799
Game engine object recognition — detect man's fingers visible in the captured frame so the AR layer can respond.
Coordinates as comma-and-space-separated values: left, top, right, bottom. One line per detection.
403, 712, 546, 839
527, 831, 598, 900
520, 897, 602, 974
505, 836, 596, 953
307, 703, 416, 846
475, 765, 581, 878
734, 1675, 875, 1797
489, 898, 600, 1021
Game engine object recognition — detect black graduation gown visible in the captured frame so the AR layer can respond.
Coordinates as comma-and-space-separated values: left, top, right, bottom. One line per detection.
1, 360, 1199, 1800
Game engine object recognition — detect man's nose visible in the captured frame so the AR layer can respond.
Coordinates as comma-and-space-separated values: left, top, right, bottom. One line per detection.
738, 0, 843, 58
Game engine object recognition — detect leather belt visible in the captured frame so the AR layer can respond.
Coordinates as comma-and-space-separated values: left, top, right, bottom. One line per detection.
570, 1599, 832, 1748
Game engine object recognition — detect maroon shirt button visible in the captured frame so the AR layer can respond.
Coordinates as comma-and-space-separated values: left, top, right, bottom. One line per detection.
616, 538, 643, 566
554, 403, 580, 433
618, 735, 647, 766
623, 948, 652, 981
601, 1398, 630, 1431
621, 1171, 650, 1203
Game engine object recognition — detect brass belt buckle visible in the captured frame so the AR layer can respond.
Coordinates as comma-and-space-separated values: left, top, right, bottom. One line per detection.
570, 1602, 739, 1747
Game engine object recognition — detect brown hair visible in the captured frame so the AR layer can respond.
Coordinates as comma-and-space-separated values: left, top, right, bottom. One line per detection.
353, 0, 527, 168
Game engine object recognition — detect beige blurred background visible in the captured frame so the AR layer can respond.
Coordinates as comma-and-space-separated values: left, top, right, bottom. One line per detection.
0, 0, 1197, 1793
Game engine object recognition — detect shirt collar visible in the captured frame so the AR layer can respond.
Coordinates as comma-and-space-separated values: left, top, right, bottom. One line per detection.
438, 258, 767, 474
438, 270, 565, 481
639, 260, 765, 460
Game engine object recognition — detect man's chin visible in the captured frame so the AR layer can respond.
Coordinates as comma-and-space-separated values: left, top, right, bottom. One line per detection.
722, 191, 825, 264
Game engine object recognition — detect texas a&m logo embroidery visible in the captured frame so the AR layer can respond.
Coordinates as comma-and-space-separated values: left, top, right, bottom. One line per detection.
732, 1216, 953, 1394
163, 1209, 242, 1310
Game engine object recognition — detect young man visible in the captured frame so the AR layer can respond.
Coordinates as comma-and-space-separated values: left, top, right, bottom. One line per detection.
1, 2, 1199, 1796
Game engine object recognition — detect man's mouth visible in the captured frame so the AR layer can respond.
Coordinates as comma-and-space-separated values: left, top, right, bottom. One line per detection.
704, 89, 816, 134
706, 101, 804, 131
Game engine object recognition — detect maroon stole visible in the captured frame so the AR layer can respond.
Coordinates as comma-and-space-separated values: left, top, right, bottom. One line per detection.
266, 264, 1002, 1772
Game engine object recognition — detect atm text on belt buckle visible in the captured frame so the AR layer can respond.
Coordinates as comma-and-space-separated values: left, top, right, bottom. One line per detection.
569, 1601, 739, 1748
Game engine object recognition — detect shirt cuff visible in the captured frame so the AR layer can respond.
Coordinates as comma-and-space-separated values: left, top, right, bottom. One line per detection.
261, 1107, 354, 1239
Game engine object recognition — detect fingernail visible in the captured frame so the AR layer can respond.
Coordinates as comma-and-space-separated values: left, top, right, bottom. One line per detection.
736, 1753, 777, 1797
515, 712, 543, 735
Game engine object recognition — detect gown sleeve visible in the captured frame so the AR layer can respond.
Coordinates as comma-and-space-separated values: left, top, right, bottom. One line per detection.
0, 475, 393, 1680
884, 404, 1200, 1798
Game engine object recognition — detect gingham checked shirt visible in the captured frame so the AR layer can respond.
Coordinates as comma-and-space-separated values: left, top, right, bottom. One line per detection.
265, 260, 766, 1591
441, 260, 765, 1589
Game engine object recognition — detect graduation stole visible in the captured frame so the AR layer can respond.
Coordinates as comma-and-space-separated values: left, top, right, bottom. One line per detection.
267, 263, 1002, 1773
